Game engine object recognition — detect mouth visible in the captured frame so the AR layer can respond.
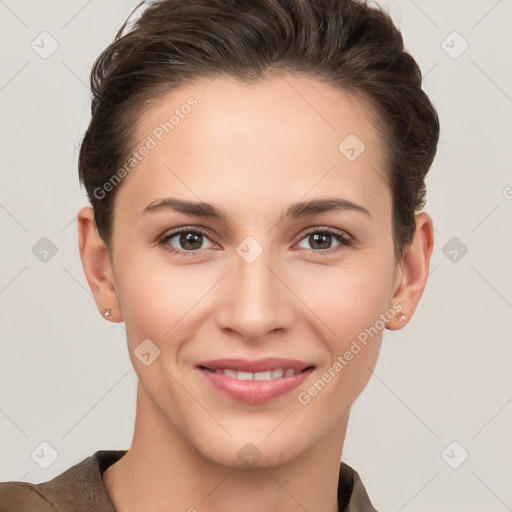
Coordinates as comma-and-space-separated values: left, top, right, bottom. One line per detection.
198, 365, 315, 381
196, 358, 316, 404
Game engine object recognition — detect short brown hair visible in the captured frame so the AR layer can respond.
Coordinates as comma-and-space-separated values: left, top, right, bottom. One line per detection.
78, 0, 440, 258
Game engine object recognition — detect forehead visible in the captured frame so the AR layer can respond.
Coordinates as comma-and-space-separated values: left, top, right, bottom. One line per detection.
114, 73, 390, 219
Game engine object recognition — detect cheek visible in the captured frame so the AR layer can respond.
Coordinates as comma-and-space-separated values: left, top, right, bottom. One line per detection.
297, 262, 393, 342
114, 255, 191, 338
290, 257, 393, 394
114, 253, 221, 363
294, 271, 387, 412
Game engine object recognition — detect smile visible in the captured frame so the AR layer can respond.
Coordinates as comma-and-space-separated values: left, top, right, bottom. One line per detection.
202, 367, 307, 381
196, 358, 316, 404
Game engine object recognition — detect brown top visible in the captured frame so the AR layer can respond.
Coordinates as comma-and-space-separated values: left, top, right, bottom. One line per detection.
0, 450, 379, 511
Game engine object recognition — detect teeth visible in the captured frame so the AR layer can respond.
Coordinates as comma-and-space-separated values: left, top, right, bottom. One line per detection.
271, 369, 284, 379
254, 371, 272, 380
237, 371, 254, 381
213, 368, 300, 381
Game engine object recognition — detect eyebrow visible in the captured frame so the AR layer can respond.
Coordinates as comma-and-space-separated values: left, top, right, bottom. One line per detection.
139, 197, 371, 221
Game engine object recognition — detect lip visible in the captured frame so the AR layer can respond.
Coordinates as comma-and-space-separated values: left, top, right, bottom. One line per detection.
197, 357, 314, 373
196, 358, 316, 404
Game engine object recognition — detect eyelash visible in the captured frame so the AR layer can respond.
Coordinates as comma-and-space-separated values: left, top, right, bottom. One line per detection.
158, 226, 355, 257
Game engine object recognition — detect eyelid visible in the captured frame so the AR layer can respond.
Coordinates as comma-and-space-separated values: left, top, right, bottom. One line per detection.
298, 226, 355, 244
156, 229, 211, 259
293, 226, 356, 256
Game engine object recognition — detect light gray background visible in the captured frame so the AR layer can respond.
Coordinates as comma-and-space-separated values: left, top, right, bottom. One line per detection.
1, 0, 511, 510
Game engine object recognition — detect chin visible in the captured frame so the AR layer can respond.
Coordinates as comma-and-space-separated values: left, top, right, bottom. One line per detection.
194, 433, 307, 470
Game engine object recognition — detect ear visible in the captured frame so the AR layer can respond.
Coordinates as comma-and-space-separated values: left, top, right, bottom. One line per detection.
386, 212, 434, 330
77, 206, 123, 323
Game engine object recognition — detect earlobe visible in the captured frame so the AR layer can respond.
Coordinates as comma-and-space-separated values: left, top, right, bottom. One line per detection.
77, 206, 123, 323
386, 212, 434, 331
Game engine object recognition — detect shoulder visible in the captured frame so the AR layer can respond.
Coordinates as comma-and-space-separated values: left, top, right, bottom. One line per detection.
339, 460, 380, 512
0, 450, 127, 512
0, 480, 55, 511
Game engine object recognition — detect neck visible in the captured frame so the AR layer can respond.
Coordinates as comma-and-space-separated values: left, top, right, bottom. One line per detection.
103, 383, 348, 512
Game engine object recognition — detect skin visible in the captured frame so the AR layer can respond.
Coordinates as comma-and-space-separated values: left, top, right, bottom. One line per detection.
77, 73, 433, 512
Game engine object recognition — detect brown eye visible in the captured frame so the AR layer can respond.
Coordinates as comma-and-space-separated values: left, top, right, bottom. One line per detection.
296, 228, 354, 255
174, 231, 204, 251
159, 227, 216, 256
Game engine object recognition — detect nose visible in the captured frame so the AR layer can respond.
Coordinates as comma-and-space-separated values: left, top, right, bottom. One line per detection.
215, 246, 296, 342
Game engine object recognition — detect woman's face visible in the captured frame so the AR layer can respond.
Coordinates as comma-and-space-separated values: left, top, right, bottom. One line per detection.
101, 73, 411, 467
